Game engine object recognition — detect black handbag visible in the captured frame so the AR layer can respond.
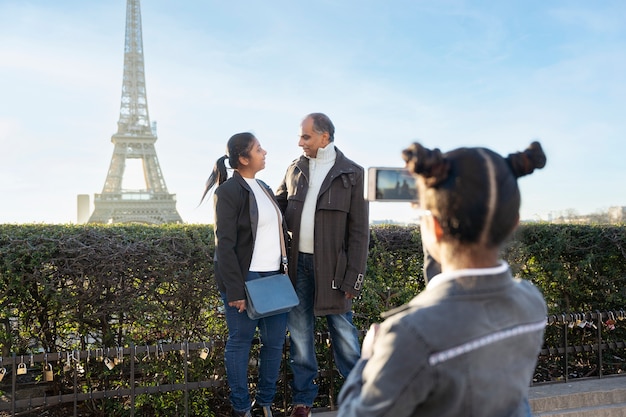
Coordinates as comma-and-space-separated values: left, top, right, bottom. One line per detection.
244, 184, 299, 320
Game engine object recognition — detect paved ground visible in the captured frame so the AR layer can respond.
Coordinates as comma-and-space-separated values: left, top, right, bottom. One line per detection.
528, 376, 626, 400
310, 376, 626, 416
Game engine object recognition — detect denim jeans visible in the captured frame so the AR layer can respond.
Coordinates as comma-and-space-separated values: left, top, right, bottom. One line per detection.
287, 253, 361, 406
222, 270, 288, 413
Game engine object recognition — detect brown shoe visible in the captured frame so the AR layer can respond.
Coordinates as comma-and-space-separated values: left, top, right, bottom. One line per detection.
290, 405, 311, 417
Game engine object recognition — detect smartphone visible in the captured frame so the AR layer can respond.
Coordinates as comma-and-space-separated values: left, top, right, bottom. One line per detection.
367, 167, 418, 202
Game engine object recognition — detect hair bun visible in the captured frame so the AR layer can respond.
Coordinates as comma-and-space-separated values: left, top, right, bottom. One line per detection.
402, 143, 450, 186
506, 141, 547, 178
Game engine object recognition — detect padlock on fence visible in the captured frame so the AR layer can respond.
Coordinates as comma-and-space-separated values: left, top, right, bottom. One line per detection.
104, 357, 115, 370
95, 349, 104, 363
114, 348, 123, 365
17, 362, 27, 375
0, 367, 6, 382
199, 347, 209, 360
44, 363, 54, 382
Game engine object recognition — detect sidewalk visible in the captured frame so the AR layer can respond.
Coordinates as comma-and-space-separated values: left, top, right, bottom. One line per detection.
310, 376, 626, 416
528, 376, 626, 400
529, 376, 626, 416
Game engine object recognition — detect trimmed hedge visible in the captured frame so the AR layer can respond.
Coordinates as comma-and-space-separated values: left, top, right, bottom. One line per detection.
0, 224, 221, 356
1, 223, 625, 415
1, 223, 624, 355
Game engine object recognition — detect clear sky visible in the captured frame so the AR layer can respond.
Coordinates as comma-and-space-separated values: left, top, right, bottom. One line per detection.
1, 0, 624, 225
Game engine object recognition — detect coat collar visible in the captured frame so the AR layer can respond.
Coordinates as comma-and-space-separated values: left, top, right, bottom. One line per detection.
381, 261, 512, 319
427, 260, 509, 290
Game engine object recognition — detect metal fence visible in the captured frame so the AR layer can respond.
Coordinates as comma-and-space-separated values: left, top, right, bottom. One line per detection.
1, 310, 625, 416
0, 341, 225, 416
536, 310, 626, 383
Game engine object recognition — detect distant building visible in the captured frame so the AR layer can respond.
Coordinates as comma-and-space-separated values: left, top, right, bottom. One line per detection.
542, 207, 626, 225
608, 206, 626, 224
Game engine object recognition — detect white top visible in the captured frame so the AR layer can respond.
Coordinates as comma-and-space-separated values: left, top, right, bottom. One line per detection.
244, 178, 282, 272
299, 143, 336, 254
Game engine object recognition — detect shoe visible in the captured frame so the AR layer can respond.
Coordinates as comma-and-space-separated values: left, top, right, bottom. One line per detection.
290, 404, 311, 417
250, 401, 273, 417
260, 405, 273, 417
232, 410, 252, 417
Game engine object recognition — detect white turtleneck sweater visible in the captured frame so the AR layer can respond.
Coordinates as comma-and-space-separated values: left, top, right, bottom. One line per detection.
299, 143, 336, 254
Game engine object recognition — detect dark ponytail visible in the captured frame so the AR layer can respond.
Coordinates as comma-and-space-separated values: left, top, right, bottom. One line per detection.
401, 143, 450, 187
505, 141, 546, 178
199, 132, 256, 205
199, 155, 229, 205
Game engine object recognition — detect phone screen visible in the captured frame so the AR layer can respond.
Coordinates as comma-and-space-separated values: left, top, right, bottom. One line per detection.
367, 167, 418, 202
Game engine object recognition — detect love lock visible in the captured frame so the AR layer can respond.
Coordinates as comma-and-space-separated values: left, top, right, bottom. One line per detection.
0, 367, 6, 382
44, 364, 54, 382
104, 357, 115, 370
17, 362, 27, 375
199, 347, 209, 360
114, 348, 123, 365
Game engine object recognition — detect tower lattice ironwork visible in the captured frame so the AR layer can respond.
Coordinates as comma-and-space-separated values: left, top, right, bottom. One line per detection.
89, 0, 182, 224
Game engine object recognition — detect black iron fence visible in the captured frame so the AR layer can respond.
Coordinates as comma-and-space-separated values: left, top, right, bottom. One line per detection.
536, 310, 626, 383
0, 310, 625, 417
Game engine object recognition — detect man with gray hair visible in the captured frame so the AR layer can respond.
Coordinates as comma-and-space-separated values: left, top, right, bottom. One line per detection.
276, 113, 369, 417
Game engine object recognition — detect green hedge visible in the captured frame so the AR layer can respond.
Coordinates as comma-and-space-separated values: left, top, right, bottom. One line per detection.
2, 223, 624, 355
1, 223, 625, 415
0, 224, 222, 356
507, 224, 626, 312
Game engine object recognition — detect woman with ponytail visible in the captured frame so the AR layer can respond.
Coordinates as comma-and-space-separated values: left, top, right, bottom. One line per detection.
201, 132, 288, 417
338, 142, 548, 417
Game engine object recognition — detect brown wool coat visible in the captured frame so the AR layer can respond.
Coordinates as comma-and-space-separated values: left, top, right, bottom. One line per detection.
275, 147, 369, 316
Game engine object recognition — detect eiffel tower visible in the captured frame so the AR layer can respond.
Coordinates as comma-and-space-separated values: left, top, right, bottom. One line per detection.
88, 0, 182, 224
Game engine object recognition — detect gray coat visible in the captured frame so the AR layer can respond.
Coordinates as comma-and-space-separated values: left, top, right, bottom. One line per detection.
275, 147, 369, 315
338, 262, 547, 417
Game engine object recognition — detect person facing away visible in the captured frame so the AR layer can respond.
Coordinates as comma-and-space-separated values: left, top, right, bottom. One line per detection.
338, 141, 548, 417
200, 132, 289, 417
275, 113, 369, 417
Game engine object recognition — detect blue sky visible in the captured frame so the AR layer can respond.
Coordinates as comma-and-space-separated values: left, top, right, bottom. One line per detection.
1, 0, 624, 224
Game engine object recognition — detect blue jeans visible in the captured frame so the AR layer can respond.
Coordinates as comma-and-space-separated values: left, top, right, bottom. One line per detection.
287, 253, 361, 406
222, 270, 288, 413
